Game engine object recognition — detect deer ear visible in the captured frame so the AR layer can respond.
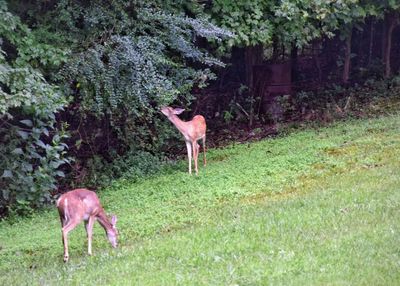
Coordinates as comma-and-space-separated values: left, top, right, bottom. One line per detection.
111, 215, 118, 226
173, 108, 185, 115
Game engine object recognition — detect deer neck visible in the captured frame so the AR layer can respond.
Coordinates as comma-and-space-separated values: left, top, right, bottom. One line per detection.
168, 115, 189, 138
96, 210, 113, 233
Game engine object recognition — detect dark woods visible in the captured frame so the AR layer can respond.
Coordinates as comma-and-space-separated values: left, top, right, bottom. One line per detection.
1, 0, 400, 217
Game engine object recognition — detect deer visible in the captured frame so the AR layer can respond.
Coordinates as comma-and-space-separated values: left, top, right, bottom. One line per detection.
161, 106, 206, 175
56, 188, 118, 262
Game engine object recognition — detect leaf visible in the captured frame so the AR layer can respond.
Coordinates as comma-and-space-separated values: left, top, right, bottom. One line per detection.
20, 119, 33, 127
75, 139, 83, 150
42, 128, 49, 137
2, 170, 13, 178
17, 130, 29, 140
36, 140, 47, 149
50, 160, 64, 169
22, 163, 33, 172
30, 151, 42, 159
12, 148, 24, 155
52, 134, 60, 143
2, 189, 10, 200
55, 170, 65, 177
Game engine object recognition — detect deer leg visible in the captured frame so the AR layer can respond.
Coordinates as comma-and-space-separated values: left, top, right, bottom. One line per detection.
60, 219, 66, 260
185, 141, 192, 174
85, 216, 95, 256
202, 136, 206, 167
61, 220, 80, 262
192, 141, 199, 175
61, 229, 70, 262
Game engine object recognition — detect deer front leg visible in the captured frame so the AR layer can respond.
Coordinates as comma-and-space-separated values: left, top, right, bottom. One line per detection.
85, 216, 95, 256
185, 141, 192, 174
202, 136, 206, 167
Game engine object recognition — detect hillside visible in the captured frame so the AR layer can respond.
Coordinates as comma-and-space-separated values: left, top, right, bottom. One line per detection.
1, 113, 400, 285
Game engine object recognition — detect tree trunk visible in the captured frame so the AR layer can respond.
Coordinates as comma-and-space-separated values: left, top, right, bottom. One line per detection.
290, 42, 298, 82
244, 45, 263, 90
272, 38, 279, 61
383, 13, 399, 78
244, 45, 263, 127
312, 41, 322, 81
381, 17, 387, 61
343, 28, 352, 84
368, 19, 374, 66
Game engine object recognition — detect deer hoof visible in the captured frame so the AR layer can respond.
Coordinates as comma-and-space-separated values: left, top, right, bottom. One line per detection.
63, 255, 69, 262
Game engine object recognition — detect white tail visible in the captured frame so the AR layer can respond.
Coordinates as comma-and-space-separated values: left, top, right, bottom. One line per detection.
161, 106, 206, 175
56, 188, 118, 262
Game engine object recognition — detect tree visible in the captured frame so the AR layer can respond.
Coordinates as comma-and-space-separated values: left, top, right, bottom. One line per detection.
208, 0, 372, 125
209, 1, 274, 85
274, 0, 370, 83
54, 0, 231, 161
0, 1, 69, 215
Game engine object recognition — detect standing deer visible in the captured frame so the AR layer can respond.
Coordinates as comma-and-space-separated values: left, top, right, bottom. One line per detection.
56, 188, 118, 262
161, 106, 206, 175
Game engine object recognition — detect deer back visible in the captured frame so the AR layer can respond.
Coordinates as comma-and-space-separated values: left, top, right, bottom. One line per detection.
57, 189, 103, 224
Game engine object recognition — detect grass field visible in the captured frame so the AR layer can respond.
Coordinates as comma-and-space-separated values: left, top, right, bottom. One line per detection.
1, 113, 400, 285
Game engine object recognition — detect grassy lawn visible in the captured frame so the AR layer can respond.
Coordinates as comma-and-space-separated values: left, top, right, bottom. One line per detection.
1, 114, 400, 285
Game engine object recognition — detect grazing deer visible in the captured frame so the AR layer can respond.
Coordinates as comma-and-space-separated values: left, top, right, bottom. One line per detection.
161, 106, 206, 175
56, 188, 118, 262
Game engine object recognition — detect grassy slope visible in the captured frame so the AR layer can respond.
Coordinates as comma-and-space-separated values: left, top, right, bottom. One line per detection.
0, 114, 400, 285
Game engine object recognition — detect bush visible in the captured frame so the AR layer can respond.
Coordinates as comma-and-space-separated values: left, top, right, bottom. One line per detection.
75, 150, 164, 188
290, 77, 400, 121
0, 118, 70, 216
58, 1, 231, 155
0, 2, 69, 216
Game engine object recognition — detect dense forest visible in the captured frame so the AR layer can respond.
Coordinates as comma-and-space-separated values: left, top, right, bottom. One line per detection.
1, 0, 400, 217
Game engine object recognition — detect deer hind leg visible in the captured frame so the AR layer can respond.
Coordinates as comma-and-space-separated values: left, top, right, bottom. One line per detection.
85, 216, 95, 256
185, 141, 192, 174
192, 141, 199, 175
61, 220, 81, 262
202, 136, 206, 167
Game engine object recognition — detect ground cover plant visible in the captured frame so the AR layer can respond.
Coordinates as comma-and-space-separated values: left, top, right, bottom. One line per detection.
0, 111, 400, 285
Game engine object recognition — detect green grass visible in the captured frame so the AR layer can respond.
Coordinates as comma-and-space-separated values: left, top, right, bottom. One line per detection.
1, 114, 400, 285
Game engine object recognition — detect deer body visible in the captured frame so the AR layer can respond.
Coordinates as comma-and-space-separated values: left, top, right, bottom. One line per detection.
56, 188, 118, 262
161, 106, 206, 175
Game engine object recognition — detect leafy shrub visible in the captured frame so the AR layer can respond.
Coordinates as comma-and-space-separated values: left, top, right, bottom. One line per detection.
290, 77, 400, 121
58, 1, 231, 152
47, 0, 232, 190
77, 150, 164, 188
0, 2, 69, 216
0, 118, 70, 216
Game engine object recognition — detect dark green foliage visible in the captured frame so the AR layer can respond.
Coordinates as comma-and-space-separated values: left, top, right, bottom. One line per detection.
290, 76, 400, 120
209, 0, 274, 48
79, 150, 164, 188
52, 0, 231, 190
0, 1, 70, 216
0, 119, 69, 216
59, 0, 231, 146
